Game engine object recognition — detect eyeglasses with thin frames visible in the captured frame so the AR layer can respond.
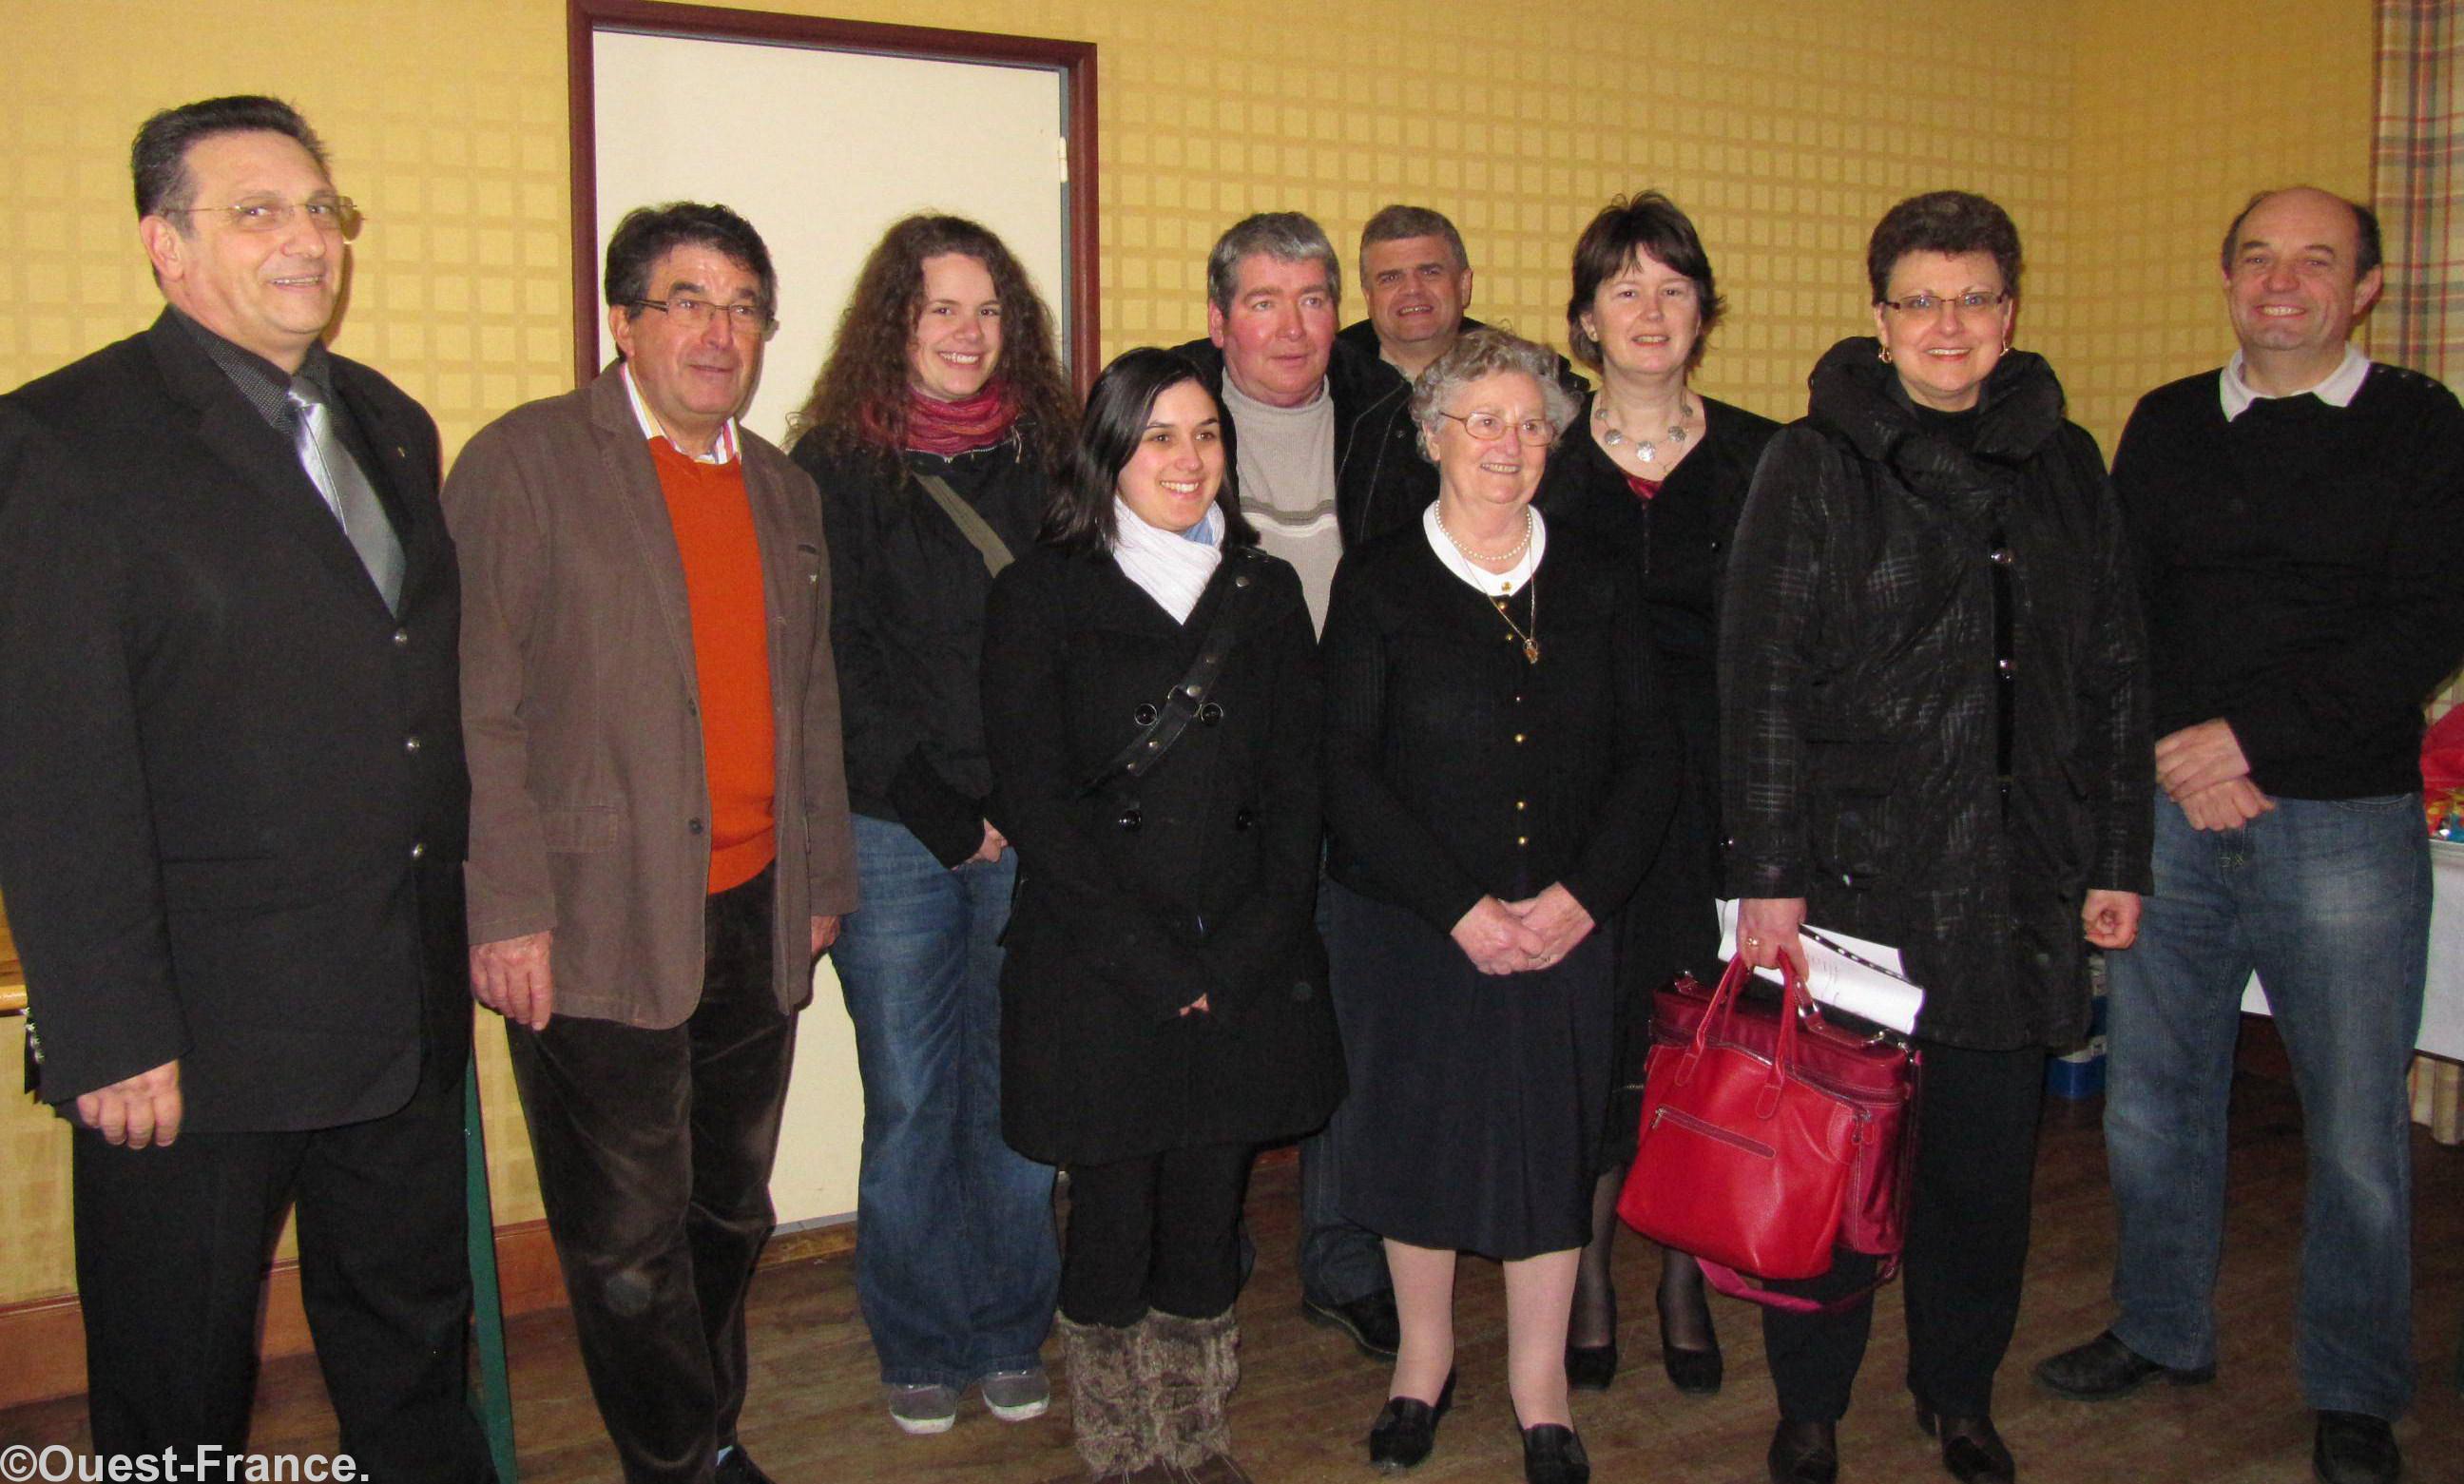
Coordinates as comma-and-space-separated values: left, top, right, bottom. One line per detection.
1877, 289, 2008, 317
162, 197, 363, 241
1437, 411, 1558, 445
632, 297, 779, 342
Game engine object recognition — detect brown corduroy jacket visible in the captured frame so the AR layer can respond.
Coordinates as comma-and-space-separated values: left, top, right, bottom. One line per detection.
444, 366, 858, 1028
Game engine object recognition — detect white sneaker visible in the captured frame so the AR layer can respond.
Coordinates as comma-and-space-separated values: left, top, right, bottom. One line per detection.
978, 1367, 1051, 1422
886, 1382, 959, 1435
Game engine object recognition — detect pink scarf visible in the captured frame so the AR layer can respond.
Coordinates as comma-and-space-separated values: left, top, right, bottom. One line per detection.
901, 381, 1017, 455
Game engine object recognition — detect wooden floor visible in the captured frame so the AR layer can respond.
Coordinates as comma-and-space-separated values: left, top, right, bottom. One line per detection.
5, 1073, 2459, 1482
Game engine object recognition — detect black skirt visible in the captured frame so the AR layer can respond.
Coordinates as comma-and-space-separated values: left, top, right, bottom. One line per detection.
1325, 879, 1616, 1260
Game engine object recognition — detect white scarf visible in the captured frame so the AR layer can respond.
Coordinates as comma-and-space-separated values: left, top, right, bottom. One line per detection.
1110, 497, 1225, 624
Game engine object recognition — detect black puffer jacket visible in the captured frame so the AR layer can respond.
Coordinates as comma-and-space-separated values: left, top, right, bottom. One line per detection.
1718, 339, 2152, 1050
792, 427, 1052, 866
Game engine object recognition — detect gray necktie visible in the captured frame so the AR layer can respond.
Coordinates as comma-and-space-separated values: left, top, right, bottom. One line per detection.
287, 380, 406, 613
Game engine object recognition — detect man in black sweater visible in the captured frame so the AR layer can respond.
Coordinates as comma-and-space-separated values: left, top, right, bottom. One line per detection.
2034, 186, 2464, 1484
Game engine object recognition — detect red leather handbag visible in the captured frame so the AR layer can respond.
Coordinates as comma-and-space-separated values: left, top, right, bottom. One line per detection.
1616, 956, 1920, 1308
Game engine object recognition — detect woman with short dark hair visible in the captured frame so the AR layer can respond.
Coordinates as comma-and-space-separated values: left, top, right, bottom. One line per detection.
1723, 190, 2150, 1484
985, 349, 1342, 1482
787, 213, 1076, 1437
1535, 189, 1781, 1400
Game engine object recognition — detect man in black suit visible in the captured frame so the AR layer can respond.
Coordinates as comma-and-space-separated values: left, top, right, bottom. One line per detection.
0, 96, 490, 1478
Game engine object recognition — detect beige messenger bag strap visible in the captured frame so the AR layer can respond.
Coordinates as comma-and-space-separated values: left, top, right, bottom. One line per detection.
912, 472, 1014, 579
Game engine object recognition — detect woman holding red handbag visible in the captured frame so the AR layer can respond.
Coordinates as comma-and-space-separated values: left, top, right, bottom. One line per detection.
1720, 191, 2152, 1484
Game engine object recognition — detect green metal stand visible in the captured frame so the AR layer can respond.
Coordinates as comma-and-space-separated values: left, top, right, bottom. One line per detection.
465, 1059, 519, 1480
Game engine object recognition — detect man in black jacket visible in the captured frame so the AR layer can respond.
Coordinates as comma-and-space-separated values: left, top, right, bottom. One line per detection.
0, 97, 489, 1478
1336, 203, 1583, 396
1169, 212, 1408, 1359
1173, 213, 1421, 626
2034, 186, 2464, 1484
1338, 204, 1476, 381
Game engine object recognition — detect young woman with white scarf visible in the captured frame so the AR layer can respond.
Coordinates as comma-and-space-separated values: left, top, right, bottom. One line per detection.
982, 348, 1344, 1482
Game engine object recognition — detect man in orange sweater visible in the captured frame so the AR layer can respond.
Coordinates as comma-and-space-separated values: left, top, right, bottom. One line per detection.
443, 202, 858, 1484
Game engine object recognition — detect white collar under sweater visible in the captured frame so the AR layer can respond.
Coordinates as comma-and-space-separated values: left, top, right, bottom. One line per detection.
2220, 343, 2370, 421
1111, 498, 1225, 624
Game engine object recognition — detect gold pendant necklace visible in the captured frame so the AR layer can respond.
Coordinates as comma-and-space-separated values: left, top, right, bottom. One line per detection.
1491, 578, 1539, 664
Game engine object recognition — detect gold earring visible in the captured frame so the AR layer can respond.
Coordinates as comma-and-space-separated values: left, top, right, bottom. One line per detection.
1878, 346, 1895, 364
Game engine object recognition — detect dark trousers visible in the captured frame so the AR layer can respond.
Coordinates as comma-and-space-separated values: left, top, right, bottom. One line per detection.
1063, 1142, 1255, 1327
508, 867, 795, 1484
1297, 868, 1392, 1305
1764, 1039, 2048, 1422
71, 1065, 491, 1479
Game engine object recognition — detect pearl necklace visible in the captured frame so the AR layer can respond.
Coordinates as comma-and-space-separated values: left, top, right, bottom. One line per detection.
1436, 505, 1534, 566
1595, 395, 1694, 464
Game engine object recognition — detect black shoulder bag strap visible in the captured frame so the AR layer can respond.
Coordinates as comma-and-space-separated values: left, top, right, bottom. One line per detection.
1078, 550, 1260, 796
913, 471, 1015, 578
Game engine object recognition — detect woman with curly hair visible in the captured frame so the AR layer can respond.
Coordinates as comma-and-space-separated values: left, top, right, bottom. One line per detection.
787, 213, 1077, 1437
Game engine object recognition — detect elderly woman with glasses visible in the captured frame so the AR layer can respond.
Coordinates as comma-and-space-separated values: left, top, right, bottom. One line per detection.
1320, 328, 1680, 1484
1722, 190, 2150, 1484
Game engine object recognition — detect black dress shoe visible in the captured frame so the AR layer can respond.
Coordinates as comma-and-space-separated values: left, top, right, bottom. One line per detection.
1658, 1311, 1723, 1396
1915, 1410, 2015, 1483
714, 1446, 776, 1484
1564, 1340, 1618, 1391
1521, 1424, 1590, 1484
1304, 1289, 1402, 1360
2032, 1329, 2214, 1400
1766, 1418, 1838, 1484
1365, 1372, 1456, 1472
2313, 1410, 2401, 1484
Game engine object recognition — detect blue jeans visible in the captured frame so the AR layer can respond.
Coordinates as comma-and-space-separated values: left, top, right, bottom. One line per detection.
836, 815, 1059, 1389
2105, 790, 2427, 1418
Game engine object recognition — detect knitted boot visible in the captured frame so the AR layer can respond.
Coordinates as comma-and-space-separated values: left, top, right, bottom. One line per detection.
1060, 1315, 1154, 1480
1147, 1309, 1251, 1483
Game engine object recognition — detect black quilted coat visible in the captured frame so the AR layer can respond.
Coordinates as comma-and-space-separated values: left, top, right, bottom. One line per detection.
1718, 339, 2153, 1050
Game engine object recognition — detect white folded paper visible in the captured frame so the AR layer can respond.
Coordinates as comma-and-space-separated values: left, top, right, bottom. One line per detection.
1715, 899, 1926, 1035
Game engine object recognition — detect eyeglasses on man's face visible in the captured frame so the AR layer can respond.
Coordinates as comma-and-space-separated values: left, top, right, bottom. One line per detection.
632, 296, 779, 341
164, 195, 363, 241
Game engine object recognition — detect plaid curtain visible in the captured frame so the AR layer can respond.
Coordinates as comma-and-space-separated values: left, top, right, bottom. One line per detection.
2379, 4, 2464, 714
2377, 1, 2460, 385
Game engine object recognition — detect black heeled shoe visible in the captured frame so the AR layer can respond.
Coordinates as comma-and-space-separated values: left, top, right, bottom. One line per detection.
1521, 1423, 1590, 1484
1766, 1418, 1838, 1484
1365, 1371, 1456, 1472
1564, 1339, 1618, 1392
1657, 1301, 1723, 1396
1915, 1409, 2015, 1483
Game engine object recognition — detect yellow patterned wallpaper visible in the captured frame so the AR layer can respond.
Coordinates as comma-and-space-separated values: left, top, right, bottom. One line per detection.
2055, 0, 2377, 448
0, 0, 2378, 1307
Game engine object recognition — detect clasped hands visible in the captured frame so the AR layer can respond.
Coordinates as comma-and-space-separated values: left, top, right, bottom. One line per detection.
2155, 719, 2275, 832
1451, 884, 1595, 975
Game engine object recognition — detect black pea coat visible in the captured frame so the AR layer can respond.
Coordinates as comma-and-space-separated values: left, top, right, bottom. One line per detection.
983, 539, 1344, 1167
1719, 339, 2153, 1050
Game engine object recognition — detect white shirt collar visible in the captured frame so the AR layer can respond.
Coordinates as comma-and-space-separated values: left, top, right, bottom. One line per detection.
621, 363, 740, 464
2220, 343, 2370, 421
1422, 500, 1544, 596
